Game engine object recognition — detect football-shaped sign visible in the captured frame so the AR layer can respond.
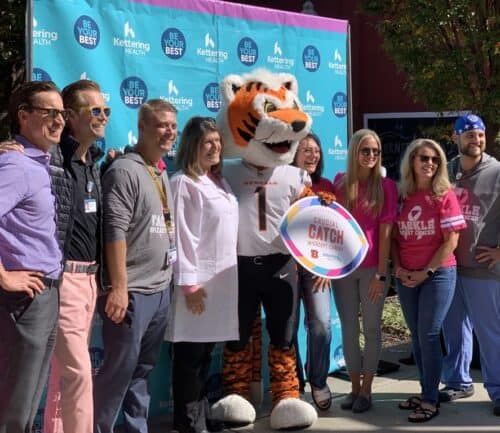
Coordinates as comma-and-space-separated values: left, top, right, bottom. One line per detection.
280, 196, 368, 279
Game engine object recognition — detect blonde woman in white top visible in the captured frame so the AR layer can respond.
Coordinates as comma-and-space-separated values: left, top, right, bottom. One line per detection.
167, 117, 239, 433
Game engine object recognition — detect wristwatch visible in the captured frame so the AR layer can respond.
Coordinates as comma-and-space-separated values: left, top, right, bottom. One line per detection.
375, 273, 387, 282
426, 268, 435, 278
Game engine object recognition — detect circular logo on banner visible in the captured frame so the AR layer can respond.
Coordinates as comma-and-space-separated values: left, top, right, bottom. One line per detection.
279, 197, 368, 279
302, 45, 320, 71
32, 68, 52, 82
332, 91, 348, 118
238, 37, 258, 66
74, 15, 100, 49
120, 76, 148, 108
203, 83, 222, 112
161, 28, 186, 59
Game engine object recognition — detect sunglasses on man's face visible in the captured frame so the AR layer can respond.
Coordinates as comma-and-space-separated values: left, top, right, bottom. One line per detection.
417, 155, 441, 165
79, 105, 111, 118
22, 105, 68, 121
359, 147, 381, 157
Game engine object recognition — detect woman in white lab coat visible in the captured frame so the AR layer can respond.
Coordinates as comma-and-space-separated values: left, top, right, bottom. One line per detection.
167, 116, 239, 433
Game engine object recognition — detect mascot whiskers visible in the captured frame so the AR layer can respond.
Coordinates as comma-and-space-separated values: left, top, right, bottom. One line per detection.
210, 69, 318, 430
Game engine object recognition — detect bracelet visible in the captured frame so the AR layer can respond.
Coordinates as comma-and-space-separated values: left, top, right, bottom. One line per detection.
375, 272, 387, 282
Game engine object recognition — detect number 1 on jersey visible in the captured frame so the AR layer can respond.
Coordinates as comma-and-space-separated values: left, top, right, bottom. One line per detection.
255, 186, 266, 231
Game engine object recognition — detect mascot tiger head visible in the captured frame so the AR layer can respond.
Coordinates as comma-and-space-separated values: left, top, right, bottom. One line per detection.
217, 69, 312, 167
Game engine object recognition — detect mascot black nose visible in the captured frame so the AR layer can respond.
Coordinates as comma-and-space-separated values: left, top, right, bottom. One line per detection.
291, 121, 306, 132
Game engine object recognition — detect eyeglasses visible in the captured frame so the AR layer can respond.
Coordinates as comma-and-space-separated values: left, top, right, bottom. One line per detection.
417, 155, 441, 165
79, 105, 111, 118
359, 147, 381, 157
22, 105, 68, 121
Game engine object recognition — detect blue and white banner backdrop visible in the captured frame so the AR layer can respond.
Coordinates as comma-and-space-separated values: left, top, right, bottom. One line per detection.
31, 0, 348, 422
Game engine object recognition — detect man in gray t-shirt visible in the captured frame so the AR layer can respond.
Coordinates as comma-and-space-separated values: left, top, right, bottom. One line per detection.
440, 114, 500, 416
94, 99, 177, 433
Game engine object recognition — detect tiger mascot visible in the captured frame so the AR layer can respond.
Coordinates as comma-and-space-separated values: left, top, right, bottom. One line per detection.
210, 69, 318, 430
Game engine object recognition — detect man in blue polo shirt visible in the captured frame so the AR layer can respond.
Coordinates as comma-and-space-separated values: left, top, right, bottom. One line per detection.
0, 81, 65, 433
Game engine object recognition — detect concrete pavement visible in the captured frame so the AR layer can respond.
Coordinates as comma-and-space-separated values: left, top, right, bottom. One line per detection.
151, 343, 499, 433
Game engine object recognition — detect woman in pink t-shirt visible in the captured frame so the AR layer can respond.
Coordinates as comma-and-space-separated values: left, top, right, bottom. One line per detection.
393, 138, 466, 423
332, 129, 398, 413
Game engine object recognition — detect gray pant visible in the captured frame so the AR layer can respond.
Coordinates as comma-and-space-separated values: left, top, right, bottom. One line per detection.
333, 267, 386, 374
0, 285, 59, 433
93, 290, 169, 433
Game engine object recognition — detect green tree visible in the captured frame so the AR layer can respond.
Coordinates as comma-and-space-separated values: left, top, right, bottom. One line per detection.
0, 0, 26, 139
362, 0, 499, 157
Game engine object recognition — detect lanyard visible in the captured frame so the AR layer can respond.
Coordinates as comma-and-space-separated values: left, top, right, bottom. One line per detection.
145, 165, 169, 213
145, 164, 175, 247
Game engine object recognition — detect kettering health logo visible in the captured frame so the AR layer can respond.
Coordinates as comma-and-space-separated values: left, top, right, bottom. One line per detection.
328, 49, 347, 75
74, 15, 100, 49
328, 135, 348, 160
267, 41, 294, 70
32, 17, 58, 46
120, 76, 148, 108
160, 80, 193, 111
113, 21, 150, 56
302, 90, 325, 117
161, 28, 186, 59
332, 92, 347, 117
238, 37, 258, 66
203, 83, 222, 112
32, 68, 52, 82
302, 45, 320, 72
196, 32, 228, 64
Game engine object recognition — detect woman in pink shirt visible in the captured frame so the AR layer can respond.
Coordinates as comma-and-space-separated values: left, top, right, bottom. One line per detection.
332, 129, 398, 413
393, 138, 466, 423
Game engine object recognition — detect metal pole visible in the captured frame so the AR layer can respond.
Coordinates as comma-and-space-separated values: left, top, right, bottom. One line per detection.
25, 0, 33, 81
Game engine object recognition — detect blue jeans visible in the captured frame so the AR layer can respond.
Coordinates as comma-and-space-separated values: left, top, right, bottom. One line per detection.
442, 275, 500, 401
397, 266, 456, 405
297, 268, 332, 389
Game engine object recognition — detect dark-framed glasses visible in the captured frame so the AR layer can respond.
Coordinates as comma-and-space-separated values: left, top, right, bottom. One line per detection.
79, 105, 111, 118
359, 147, 381, 157
22, 105, 68, 121
417, 155, 441, 165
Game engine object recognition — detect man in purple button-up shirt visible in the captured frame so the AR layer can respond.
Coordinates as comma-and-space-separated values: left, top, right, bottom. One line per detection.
0, 81, 65, 433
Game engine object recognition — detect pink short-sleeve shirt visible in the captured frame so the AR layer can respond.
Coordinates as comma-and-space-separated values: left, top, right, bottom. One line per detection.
333, 173, 398, 268
395, 189, 466, 270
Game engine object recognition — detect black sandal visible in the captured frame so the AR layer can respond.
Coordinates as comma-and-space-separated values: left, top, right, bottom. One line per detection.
398, 396, 422, 410
408, 404, 439, 423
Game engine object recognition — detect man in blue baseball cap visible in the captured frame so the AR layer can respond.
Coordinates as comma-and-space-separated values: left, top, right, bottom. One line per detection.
440, 114, 500, 416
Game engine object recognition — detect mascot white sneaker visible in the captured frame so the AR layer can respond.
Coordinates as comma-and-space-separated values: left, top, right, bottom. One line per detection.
212, 69, 318, 430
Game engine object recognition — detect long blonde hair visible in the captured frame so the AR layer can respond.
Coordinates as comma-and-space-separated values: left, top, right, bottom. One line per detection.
399, 138, 451, 199
343, 129, 384, 214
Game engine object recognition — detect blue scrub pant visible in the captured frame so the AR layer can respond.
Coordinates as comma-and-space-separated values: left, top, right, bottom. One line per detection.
93, 290, 169, 433
442, 275, 500, 401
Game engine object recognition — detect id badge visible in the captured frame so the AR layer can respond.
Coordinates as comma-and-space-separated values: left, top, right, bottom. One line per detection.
165, 247, 177, 267
84, 198, 97, 213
